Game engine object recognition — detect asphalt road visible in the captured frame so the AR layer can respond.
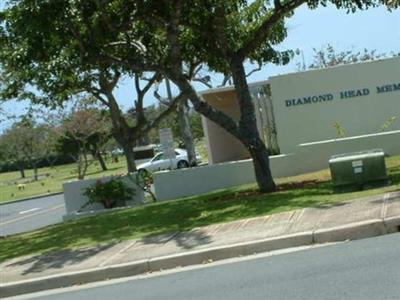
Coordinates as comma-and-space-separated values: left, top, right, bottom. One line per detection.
0, 194, 65, 236
28, 233, 400, 300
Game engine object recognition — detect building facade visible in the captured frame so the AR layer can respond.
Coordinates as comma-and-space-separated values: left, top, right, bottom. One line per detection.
200, 57, 400, 164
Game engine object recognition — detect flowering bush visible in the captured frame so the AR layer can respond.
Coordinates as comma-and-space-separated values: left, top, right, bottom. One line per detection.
83, 178, 135, 209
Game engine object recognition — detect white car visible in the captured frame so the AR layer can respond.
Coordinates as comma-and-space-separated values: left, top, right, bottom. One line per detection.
111, 148, 124, 155
137, 149, 201, 173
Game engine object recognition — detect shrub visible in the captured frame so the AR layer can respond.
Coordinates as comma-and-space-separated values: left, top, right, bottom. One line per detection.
83, 177, 135, 209
135, 171, 156, 202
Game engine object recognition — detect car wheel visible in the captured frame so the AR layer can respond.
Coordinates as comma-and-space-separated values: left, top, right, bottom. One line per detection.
177, 160, 189, 169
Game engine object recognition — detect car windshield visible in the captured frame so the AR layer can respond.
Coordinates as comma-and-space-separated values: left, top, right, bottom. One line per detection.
151, 153, 164, 162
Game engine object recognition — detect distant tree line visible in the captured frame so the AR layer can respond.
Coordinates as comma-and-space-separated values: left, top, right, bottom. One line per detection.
0, 96, 205, 179
0, 99, 110, 179
0, 154, 75, 174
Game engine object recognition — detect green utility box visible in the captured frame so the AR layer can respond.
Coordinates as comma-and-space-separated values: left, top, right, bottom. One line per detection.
329, 149, 388, 188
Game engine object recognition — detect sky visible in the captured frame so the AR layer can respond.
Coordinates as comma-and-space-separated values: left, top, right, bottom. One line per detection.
1, 3, 399, 131
111, 4, 400, 107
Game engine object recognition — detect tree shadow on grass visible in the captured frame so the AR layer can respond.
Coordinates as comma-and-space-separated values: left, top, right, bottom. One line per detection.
85, 166, 123, 177
1, 172, 399, 264
61, 166, 122, 181
0, 186, 337, 263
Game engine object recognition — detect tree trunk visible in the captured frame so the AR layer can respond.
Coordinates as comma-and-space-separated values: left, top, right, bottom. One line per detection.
77, 153, 84, 180
27, 158, 38, 181
169, 66, 276, 192
230, 56, 276, 192
96, 150, 108, 171
18, 162, 26, 179
82, 152, 89, 179
165, 78, 197, 167
122, 143, 137, 173
77, 146, 88, 180
113, 132, 137, 173
246, 137, 276, 192
138, 133, 150, 146
177, 100, 197, 166
104, 89, 137, 174
91, 147, 107, 171
33, 164, 38, 181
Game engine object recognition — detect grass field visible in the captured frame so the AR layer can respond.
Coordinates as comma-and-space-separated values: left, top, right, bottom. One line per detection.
0, 155, 398, 262
0, 156, 130, 203
0, 140, 210, 203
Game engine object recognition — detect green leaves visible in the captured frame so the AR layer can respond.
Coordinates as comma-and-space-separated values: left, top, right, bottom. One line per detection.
307, 0, 398, 11
0, 116, 52, 164
83, 177, 135, 209
1, 0, 397, 118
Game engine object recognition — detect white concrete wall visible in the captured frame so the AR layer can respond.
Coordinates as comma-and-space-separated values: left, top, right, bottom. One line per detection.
153, 130, 400, 201
153, 159, 256, 201
63, 174, 145, 217
292, 130, 400, 175
270, 57, 400, 153
153, 154, 300, 202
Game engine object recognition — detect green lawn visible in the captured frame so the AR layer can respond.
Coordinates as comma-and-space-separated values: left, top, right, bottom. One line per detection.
0, 141, 209, 203
0, 157, 130, 203
0, 155, 399, 262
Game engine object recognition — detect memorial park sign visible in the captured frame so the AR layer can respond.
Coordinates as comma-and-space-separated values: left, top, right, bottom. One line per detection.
285, 82, 400, 108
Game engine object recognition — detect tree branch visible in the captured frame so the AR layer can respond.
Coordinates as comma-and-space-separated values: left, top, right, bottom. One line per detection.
153, 83, 171, 106
132, 92, 185, 138
133, 73, 160, 126
109, 71, 121, 90
87, 88, 110, 107
170, 73, 241, 139
218, 74, 232, 87
105, 40, 147, 54
238, 0, 306, 57
192, 76, 213, 88
166, 0, 183, 70
141, 73, 162, 96
246, 62, 262, 77
213, 4, 233, 59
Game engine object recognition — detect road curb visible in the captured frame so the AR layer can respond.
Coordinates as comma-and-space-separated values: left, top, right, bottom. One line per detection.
383, 216, 400, 233
148, 232, 313, 272
0, 232, 312, 298
0, 260, 149, 298
313, 219, 387, 244
0, 192, 63, 206
2, 218, 399, 298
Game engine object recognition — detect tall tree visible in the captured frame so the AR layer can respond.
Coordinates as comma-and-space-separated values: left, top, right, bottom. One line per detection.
0, 2, 183, 173
0, 118, 50, 180
0, 126, 27, 178
1, 0, 396, 192
153, 0, 396, 192
58, 105, 110, 179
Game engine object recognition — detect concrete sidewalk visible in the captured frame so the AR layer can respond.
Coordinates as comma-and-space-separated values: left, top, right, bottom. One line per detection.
1, 191, 400, 297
